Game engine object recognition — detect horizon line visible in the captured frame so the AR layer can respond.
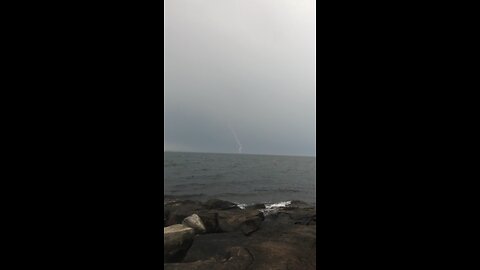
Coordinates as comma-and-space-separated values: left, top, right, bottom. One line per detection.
164, 150, 316, 158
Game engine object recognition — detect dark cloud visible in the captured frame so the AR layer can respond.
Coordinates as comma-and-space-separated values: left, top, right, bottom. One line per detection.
164, 0, 316, 156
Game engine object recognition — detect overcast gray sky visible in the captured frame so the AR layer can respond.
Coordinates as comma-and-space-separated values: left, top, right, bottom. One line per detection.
164, 0, 316, 156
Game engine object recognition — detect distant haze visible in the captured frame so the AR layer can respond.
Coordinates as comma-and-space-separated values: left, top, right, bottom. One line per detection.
164, 0, 316, 156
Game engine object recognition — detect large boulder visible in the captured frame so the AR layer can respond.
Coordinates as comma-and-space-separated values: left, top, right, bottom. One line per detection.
265, 204, 316, 226
217, 209, 264, 233
165, 200, 206, 226
164, 224, 196, 263
182, 230, 249, 263
282, 208, 316, 225
182, 214, 206, 234
284, 200, 311, 209
195, 211, 220, 233
164, 200, 221, 233
203, 199, 239, 210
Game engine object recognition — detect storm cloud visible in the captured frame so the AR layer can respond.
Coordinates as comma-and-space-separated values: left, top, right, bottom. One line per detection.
164, 0, 316, 156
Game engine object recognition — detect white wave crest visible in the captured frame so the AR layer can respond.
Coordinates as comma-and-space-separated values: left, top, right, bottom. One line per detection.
234, 201, 292, 214
261, 201, 292, 216
265, 201, 292, 209
236, 203, 248, 210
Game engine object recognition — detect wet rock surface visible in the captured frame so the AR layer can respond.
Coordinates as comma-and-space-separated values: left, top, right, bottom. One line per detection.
163, 198, 316, 269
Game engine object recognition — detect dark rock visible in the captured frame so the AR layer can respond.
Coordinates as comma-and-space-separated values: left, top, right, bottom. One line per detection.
183, 218, 316, 269
220, 246, 253, 268
183, 231, 249, 262
165, 200, 206, 226
165, 246, 253, 270
195, 211, 220, 233
203, 199, 239, 210
245, 203, 265, 209
164, 199, 221, 233
245, 221, 316, 269
267, 211, 293, 224
246, 235, 316, 269
164, 258, 217, 270
217, 209, 264, 232
283, 200, 312, 210
267, 207, 316, 226
240, 219, 261, 236
164, 224, 196, 263
294, 214, 316, 225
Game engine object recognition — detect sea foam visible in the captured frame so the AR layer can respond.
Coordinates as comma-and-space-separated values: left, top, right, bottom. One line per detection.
260, 201, 291, 215
265, 201, 292, 209
234, 201, 292, 215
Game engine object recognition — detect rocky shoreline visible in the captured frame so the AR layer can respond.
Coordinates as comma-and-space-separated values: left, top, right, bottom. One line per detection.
164, 198, 316, 269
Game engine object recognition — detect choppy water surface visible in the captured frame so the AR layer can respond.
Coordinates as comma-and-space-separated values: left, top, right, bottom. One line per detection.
164, 152, 316, 205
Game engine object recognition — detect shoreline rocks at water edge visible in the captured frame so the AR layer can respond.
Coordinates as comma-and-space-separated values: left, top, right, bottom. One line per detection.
164, 198, 316, 269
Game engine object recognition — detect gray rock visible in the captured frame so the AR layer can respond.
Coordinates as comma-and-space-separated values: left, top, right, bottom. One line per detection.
164, 224, 196, 263
182, 214, 207, 234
